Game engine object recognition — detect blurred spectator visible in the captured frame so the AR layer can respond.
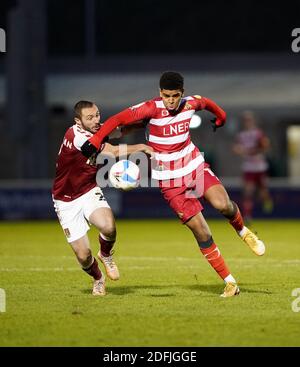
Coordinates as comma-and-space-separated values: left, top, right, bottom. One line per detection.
233, 111, 273, 223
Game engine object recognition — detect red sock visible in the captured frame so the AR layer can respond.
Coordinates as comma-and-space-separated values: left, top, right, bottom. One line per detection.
200, 243, 230, 280
99, 234, 115, 257
83, 257, 102, 280
229, 206, 244, 231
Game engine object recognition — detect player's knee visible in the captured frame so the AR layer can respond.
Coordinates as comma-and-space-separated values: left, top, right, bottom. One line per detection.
101, 225, 116, 241
76, 248, 92, 267
212, 197, 231, 214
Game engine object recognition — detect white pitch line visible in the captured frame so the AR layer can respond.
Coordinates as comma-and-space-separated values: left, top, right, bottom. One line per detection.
0, 261, 299, 272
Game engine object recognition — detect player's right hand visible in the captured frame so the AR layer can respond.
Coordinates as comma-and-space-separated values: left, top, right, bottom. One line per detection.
211, 118, 225, 132
81, 140, 98, 158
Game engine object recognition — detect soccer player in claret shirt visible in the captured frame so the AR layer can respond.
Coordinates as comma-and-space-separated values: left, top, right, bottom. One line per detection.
52, 101, 153, 296
81, 72, 266, 298
233, 110, 273, 223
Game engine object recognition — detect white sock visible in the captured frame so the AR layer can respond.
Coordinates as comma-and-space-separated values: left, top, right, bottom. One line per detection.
238, 226, 248, 237
224, 274, 236, 284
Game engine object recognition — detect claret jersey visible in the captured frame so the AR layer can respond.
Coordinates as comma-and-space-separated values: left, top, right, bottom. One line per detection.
52, 124, 105, 201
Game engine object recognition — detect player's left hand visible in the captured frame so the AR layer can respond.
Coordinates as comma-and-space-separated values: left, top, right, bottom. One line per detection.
145, 149, 155, 159
141, 145, 155, 159
211, 118, 225, 132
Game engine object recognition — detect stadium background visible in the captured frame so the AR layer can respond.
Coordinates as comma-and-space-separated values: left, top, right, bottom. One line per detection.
1, 0, 300, 349
0, 0, 300, 220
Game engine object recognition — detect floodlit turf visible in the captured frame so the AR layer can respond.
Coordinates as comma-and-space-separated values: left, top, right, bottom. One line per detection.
0, 219, 300, 346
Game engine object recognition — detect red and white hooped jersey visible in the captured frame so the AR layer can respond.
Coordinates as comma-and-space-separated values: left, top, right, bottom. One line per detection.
145, 96, 205, 180
52, 124, 105, 202
120, 96, 207, 181
89, 95, 226, 182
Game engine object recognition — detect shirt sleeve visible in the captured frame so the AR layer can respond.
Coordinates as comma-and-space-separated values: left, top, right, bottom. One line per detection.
191, 95, 207, 111
193, 95, 226, 122
89, 100, 156, 149
73, 133, 89, 151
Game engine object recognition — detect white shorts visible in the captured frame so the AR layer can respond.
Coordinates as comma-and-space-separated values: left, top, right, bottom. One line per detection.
53, 186, 110, 243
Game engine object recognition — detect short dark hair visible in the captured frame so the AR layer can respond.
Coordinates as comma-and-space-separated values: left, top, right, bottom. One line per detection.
74, 100, 95, 119
159, 71, 184, 90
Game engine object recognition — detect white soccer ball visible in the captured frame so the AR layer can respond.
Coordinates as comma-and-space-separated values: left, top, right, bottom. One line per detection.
189, 114, 202, 129
109, 160, 140, 191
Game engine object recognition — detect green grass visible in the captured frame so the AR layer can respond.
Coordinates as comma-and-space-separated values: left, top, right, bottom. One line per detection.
0, 219, 300, 346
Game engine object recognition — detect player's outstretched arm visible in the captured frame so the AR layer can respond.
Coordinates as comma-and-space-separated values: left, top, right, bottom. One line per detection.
201, 97, 227, 131
81, 112, 127, 158
81, 101, 155, 158
102, 143, 154, 158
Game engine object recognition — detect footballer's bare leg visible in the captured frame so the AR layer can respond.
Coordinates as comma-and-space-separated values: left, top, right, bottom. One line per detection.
89, 208, 120, 280
185, 212, 239, 297
204, 184, 236, 218
204, 184, 265, 256
185, 211, 212, 243
71, 235, 93, 268
71, 235, 105, 296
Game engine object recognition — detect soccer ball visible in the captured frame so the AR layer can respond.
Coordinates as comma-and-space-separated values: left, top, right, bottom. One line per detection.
109, 160, 140, 191
189, 114, 202, 129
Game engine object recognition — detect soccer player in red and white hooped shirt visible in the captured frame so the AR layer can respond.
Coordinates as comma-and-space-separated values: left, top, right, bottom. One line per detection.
233, 110, 273, 223
81, 72, 266, 298
52, 101, 153, 296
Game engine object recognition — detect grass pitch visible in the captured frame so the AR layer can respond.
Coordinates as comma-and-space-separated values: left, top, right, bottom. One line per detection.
0, 219, 300, 346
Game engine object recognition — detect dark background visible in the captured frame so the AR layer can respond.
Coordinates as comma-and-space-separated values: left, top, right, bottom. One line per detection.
0, 0, 299, 218
48, 1, 300, 55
